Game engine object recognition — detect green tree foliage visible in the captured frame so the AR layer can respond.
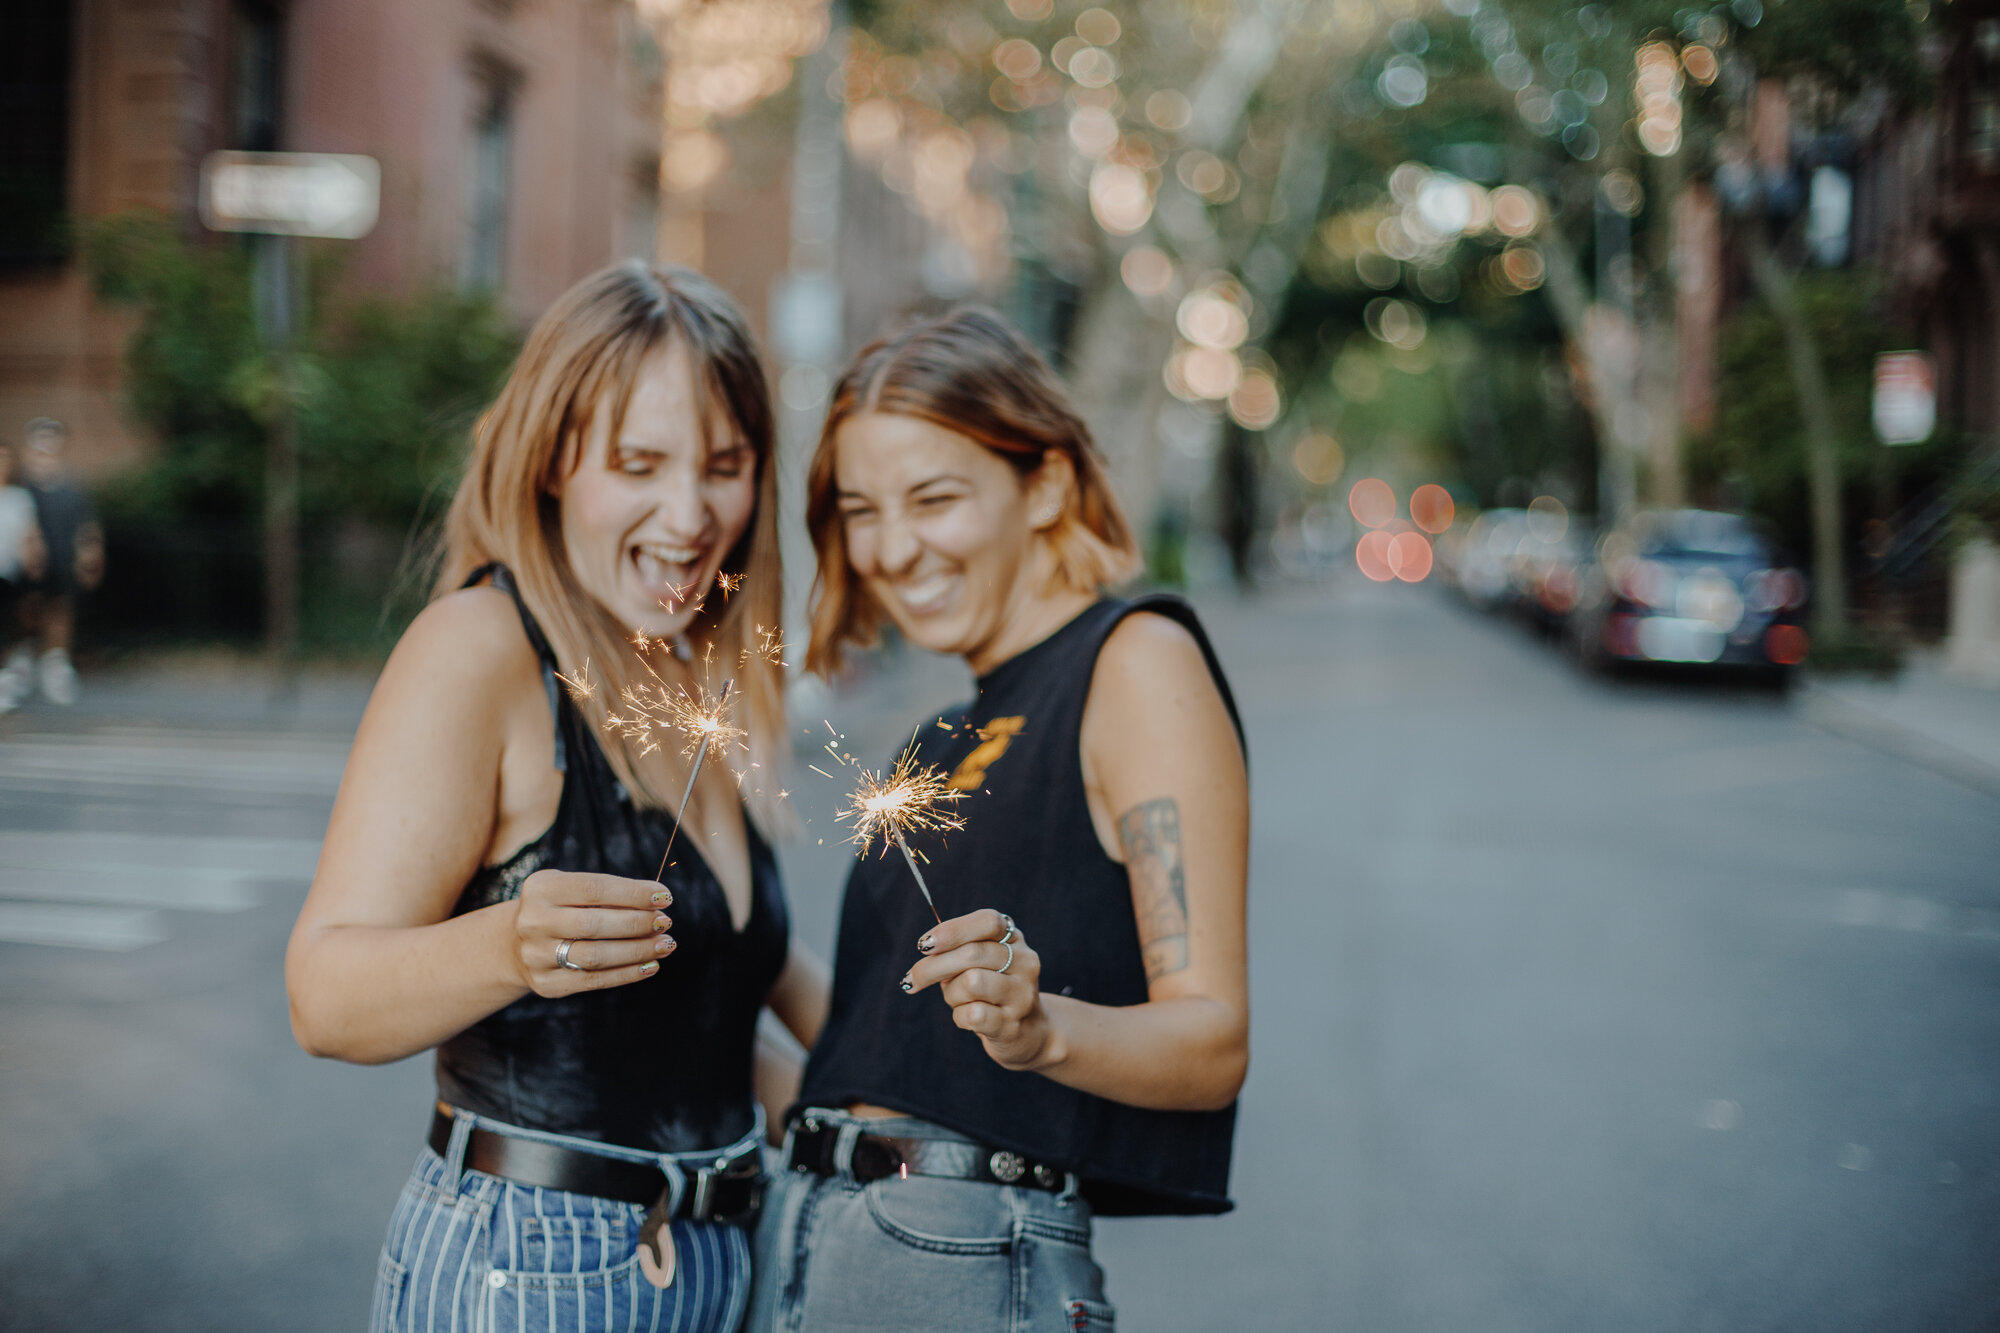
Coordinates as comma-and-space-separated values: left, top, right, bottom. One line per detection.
82, 212, 265, 521
80, 211, 520, 650
1691, 270, 1946, 557
85, 212, 518, 534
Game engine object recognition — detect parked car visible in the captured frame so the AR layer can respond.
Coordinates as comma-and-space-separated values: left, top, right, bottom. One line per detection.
1568, 509, 1811, 674
1448, 507, 1528, 610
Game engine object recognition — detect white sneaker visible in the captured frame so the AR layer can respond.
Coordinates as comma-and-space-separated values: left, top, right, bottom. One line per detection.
38, 648, 78, 706
0, 651, 31, 709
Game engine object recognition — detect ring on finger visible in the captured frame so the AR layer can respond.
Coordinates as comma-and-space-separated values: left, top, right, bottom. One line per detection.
555, 938, 584, 972
997, 914, 1016, 947
997, 939, 1015, 975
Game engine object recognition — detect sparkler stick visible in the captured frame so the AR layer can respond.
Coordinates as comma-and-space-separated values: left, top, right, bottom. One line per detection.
891, 829, 941, 924
653, 678, 734, 882
836, 744, 966, 923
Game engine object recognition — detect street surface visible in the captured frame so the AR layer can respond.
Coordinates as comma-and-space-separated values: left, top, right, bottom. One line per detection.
1, 583, 1996, 1330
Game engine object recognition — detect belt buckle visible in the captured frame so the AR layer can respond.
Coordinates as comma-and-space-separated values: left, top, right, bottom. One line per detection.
690, 1146, 761, 1225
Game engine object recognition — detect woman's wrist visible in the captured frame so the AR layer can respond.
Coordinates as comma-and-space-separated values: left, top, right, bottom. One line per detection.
1024, 993, 1073, 1076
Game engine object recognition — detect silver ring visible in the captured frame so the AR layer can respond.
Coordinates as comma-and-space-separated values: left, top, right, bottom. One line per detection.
997, 914, 1016, 946
997, 940, 1015, 975
556, 939, 583, 971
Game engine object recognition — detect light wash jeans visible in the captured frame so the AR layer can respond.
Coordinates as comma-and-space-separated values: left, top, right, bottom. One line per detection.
744, 1109, 1115, 1333
370, 1109, 758, 1333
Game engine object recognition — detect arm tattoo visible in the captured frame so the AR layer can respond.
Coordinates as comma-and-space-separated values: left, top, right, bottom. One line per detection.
1119, 797, 1189, 982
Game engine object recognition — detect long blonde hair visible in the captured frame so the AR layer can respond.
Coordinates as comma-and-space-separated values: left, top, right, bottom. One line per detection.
436, 261, 786, 826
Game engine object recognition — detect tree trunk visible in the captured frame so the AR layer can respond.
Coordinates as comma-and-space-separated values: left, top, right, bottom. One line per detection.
1740, 221, 1848, 635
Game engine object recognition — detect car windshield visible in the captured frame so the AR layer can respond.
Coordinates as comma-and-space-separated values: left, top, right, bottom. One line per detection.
1640, 511, 1765, 558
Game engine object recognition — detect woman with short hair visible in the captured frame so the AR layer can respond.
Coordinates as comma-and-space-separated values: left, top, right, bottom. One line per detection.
749, 308, 1250, 1332
287, 261, 824, 1332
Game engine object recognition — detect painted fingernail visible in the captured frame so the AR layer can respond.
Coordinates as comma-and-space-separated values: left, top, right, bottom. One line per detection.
900, 975, 914, 994
917, 934, 935, 953
654, 914, 671, 933
656, 935, 676, 955
641, 961, 659, 975
651, 890, 673, 906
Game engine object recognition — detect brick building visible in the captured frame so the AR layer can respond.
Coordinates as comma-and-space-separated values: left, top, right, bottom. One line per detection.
0, 0, 665, 476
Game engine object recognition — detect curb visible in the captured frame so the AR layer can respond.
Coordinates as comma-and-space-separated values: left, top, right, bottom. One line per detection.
1797, 683, 2000, 802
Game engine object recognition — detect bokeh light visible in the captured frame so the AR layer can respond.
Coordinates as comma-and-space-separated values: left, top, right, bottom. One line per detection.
1227, 369, 1282, 430
1177, 285, 1250, 350
1410, 483, 1455, 533
1388, 531, 1433, 582
1075, 7, 1122, 46
1356, 529, 1396, 581
1089, 163, 1153, 234
1120, 245, 1174, 298
1293, 433, 1344, 487
1526, 494, 1569, 543
1349, 477, 1397, 529
1491, 185, 1542, 237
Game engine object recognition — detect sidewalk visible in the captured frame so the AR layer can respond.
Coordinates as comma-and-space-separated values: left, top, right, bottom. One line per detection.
0, 655, 375, 740
1798, 652, 2000, 800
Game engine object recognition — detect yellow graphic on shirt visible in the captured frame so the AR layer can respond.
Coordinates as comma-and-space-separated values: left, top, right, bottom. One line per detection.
947, 716, 1026, 791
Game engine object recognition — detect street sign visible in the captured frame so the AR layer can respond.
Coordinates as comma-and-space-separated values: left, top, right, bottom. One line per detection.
200, 151, 380, 239
1872, 351, 1936, 446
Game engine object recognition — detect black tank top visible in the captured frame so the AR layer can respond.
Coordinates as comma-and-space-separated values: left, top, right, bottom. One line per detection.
434, 565, 790, 1154
796, 596, 1244, 1215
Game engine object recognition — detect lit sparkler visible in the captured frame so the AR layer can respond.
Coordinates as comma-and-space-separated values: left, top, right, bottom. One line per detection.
715, 571, 743, 599
836, 744, 966, 923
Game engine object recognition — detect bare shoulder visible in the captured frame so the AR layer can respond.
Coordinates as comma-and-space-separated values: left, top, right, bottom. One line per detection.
1083, 607, 1237, 771
1090, 609, 1216, 705
374, 586, 541, 713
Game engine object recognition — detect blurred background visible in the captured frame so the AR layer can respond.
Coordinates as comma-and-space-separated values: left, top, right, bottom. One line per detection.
2, 0, 1999, 1327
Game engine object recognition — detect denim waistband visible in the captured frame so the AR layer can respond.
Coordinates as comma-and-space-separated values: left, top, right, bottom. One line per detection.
433, 1102, 765, 1216
789, 1106, 1080, 1203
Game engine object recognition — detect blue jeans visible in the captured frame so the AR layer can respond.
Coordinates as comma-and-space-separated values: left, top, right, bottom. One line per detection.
744, 1109, 1115, 1333
371, 1110, 756, 1333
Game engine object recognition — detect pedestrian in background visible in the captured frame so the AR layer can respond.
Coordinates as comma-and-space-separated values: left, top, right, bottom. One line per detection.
286, 262, 825, 1333
747, 309, 1251, 1332
13, 418, 104, 706
0, 437, 47, 712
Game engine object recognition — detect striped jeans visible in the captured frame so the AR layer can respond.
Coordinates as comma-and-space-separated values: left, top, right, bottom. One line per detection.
370, 1111, 754, 1333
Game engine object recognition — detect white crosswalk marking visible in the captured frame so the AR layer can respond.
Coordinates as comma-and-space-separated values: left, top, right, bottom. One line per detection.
0, 730, 339, 952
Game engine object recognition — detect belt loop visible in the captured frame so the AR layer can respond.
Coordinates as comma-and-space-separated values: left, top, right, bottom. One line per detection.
1057, 1171, 1080, 1206
441, 1108, 475, 1200
832, 1117, 865, 1179
652, 1156, 689, 1218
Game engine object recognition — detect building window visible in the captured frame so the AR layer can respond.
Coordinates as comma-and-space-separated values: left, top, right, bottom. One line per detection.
231, 2, 284, 152
461, 68, 516, 292
0, 0, 72, 268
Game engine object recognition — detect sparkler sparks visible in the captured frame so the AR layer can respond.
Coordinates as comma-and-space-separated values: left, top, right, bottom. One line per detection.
606, 676, 745, 762
740, 623, 787, 671
835, 744, 966, 922
715, 571, 743, 599
554, 660, 596, 704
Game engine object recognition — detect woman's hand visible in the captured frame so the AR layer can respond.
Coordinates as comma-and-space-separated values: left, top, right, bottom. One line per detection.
512, 869, 676, 997
903, 909, 1053, 1072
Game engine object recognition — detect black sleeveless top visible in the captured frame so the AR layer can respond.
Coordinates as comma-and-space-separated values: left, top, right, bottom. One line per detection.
434, 566, 790, 1155
796, 596, 1245, 1215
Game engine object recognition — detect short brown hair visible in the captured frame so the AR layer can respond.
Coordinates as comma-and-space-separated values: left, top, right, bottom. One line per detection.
804, 307, 1140, 676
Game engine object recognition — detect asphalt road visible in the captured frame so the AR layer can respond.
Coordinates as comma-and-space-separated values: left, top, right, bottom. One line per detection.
1, 582, 1996, 1331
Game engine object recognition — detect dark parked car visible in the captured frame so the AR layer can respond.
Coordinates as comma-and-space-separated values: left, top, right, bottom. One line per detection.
1568, 509, 1810, 674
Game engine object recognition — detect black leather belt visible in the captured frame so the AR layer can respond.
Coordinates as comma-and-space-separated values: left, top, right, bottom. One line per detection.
429, 1106, 762, 1224
787, 1115, 1071, 1195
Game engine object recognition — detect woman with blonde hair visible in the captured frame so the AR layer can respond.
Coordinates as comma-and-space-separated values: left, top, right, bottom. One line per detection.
287, 261, 824, 1333
748, 308, 1250, 1332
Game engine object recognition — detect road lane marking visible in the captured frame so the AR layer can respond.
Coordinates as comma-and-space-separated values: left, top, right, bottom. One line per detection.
0, 903, 167, 951
0, 832, 323, 951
